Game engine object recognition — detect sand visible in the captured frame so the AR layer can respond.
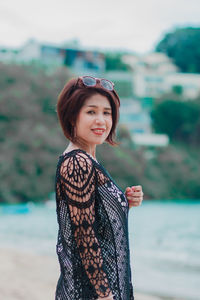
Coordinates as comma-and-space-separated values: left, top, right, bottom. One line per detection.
0, 248, 180, 300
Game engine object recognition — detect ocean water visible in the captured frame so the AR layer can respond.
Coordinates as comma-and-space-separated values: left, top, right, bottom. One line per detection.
129, 200, 200, 299
0, 200, 200, 299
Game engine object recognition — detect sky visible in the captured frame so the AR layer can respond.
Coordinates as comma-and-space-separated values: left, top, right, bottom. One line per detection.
0, 0, 200, 54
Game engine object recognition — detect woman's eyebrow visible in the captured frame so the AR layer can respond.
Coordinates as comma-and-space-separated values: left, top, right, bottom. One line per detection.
86, 105, 111, 110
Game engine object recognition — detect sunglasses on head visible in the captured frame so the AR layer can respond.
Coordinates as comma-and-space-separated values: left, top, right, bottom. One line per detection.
79, 76, 115, 91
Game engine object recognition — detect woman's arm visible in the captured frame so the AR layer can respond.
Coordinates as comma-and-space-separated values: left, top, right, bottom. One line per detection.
59, 153, 113, 299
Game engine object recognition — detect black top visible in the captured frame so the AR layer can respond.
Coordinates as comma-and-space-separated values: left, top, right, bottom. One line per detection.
55, 149, 134, 300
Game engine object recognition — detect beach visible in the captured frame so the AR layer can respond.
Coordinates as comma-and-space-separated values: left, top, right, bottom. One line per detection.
1, 201, 199, 299
0, 248, 181, 300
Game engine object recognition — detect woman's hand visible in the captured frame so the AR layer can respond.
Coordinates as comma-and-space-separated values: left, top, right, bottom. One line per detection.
98, 293, 114, 299
125, 185, 143, 208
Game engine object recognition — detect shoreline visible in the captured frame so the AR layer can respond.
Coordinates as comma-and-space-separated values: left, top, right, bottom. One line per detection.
0, 248, 183, 300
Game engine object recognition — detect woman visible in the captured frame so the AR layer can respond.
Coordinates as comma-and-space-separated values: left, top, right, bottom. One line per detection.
55, 76, 143, 300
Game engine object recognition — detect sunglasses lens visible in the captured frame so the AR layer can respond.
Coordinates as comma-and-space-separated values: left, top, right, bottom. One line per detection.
82, 76, 96, 87
101, 79, 113, 91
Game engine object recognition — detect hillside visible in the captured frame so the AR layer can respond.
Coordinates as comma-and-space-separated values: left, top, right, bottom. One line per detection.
0, 62, 199, 203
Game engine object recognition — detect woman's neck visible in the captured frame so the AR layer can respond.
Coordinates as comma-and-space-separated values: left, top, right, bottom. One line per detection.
65, 142, 96, 160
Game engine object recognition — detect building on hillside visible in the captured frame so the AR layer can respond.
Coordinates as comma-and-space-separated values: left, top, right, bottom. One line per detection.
0, 39, 106, 75
123, 52, 178, 99
122, 52, 200, 100
0, 40, 170, 147
105, 71, 151, 133
117, 97, 169, 147
165, 73, 200, 99
119, 99, 152, 134
0, 47, 19, 62
132, 133, 169, 147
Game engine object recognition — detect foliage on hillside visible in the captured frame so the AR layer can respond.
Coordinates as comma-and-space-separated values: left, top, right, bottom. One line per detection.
0, 63, 71, 203
151, 98, 200, 145
97, 141, 200, 200
0, 63, 199, 203
156, 27, 200, 73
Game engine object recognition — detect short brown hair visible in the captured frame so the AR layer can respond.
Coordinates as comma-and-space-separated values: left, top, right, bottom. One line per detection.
57, 77, 120, 146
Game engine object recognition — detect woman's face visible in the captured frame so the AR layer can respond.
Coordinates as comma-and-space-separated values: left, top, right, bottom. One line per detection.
75, 93, 113, 147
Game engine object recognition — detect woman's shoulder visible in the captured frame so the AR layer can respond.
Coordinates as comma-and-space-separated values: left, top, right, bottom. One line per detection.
59, 149, 95, 165
56, 149, 98, 186
57, 149, 97, 176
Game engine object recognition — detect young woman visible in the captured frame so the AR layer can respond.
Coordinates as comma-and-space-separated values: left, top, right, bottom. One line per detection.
55, 76, 143, 300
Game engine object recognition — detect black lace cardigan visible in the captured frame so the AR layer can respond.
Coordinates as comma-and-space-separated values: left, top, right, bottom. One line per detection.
55, 149, 134, 300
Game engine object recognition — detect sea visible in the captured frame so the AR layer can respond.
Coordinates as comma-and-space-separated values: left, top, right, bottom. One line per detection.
0, 199, 200, 300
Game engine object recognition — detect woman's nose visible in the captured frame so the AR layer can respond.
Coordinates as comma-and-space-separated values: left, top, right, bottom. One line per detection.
95, 113, 105, 124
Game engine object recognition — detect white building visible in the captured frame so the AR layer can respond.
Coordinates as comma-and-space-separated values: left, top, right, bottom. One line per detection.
17, 39, 41, 62
165, 73, 200, 99
123, 52, 200, 100
132, 133, 169, 147
119, 99, 152, 134
0, 47, 19, 62
0, 39, 106, 74
105, 71, 152, 135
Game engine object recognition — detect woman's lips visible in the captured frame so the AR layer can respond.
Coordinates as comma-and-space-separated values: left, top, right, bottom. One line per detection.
91, 128, 105, 135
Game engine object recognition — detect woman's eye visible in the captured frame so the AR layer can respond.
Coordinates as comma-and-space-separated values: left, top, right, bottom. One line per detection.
87, 110, 95, 114
87, 110, 111, 116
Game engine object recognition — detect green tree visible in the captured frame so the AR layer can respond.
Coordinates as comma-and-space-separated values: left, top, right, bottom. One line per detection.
151, 99, 200, 144
156, 27, 200, 73
172, 85, 183, 95
104, 52, 130, 71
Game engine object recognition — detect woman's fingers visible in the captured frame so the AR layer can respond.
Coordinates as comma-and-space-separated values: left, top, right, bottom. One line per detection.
128, 198, 142, 206
127, 191, 143, 196
126, 185, 144, 207
132, 185, 142, 190
127, 191, 144, 197
127, 197, 143, 202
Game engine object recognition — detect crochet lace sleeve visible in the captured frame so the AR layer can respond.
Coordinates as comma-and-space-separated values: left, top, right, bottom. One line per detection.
59, 153, 112, 298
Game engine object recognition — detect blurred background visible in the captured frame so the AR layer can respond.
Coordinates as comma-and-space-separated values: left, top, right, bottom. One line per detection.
0, 0, 200, 299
